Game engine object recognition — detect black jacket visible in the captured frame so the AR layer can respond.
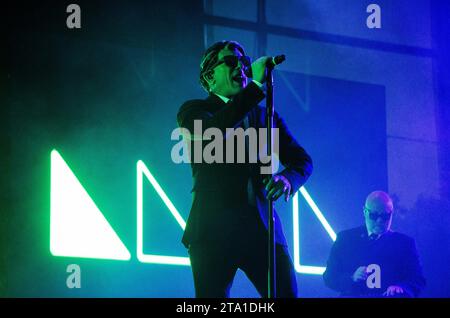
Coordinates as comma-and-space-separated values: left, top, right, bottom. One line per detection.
323, 226, 426, 297
177, 82, 313, 248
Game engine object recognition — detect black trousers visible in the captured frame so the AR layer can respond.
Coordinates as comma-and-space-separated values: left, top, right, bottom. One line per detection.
188, 209, 297, 298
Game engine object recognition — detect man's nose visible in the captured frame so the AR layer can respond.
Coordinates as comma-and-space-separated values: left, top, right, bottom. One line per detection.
234, 64, 246, 76
235, 60, 244, 71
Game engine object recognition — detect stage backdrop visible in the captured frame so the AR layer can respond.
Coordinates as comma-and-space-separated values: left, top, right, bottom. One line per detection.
3, 0, 449, 297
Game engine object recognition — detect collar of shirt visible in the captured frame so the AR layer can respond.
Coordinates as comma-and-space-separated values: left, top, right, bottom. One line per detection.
214, 93, 230, 104
366, 229, 392, 240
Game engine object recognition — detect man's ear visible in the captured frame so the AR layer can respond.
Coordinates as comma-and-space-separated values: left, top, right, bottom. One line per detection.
204, 71, 215, 88
207, 71, 214, 80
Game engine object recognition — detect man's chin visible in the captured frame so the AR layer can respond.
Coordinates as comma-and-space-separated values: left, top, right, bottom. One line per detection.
232, 79, 247, 88
230, 85, 244, 95
373, 227, 388, 235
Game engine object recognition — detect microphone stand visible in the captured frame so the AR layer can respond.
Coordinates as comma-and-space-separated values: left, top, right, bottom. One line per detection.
266, 62, 276, 299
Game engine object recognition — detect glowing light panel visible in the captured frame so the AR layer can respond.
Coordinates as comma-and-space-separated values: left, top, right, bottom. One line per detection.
293, 187, 336, 275
137, 160, 190, 266
50, 150, 131, 260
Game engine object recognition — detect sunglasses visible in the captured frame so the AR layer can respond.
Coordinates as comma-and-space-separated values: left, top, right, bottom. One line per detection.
213, 55, 252, 70
364, 207, 392, 221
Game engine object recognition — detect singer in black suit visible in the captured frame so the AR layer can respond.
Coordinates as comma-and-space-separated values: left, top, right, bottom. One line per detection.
323, 191, 426, 297
177, 41, 313, 297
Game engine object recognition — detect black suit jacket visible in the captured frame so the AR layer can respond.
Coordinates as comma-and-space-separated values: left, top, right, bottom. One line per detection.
177, 82, 313, 248
323, 226, 426, 297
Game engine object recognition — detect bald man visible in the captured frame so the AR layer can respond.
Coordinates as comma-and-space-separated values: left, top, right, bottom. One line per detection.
323, 191, 426, 297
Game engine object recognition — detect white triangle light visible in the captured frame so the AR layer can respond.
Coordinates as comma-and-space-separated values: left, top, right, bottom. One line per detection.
50, 150, 130, 261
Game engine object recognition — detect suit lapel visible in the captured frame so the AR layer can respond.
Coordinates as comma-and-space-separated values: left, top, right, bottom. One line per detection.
206, 94, 226, 112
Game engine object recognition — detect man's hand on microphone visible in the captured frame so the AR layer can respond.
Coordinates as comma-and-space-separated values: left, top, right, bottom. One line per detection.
263, 174, 292, 202
250, 56, 271, 84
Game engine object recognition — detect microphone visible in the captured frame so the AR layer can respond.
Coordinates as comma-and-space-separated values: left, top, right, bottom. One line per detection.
267, 55, 286, 68
244, 55, 286, 78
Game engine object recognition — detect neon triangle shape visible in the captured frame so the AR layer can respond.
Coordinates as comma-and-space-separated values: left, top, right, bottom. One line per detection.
293, 187, 336, 275
50, 149, 130, 260
136, 160, 190, 266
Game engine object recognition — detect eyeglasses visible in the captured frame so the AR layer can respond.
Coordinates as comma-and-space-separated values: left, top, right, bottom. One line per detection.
364, 207, 392, 221
212, 55, 251, 70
